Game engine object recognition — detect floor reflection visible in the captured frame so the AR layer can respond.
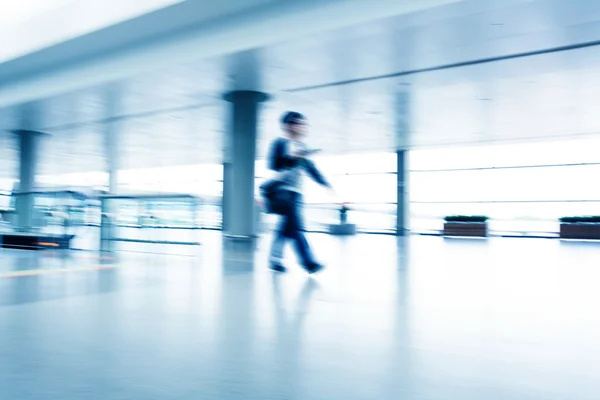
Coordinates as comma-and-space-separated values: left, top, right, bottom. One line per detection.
0, 232, 599, 399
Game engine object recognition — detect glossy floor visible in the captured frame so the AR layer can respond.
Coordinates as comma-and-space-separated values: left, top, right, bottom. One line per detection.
0, 232, 599, 399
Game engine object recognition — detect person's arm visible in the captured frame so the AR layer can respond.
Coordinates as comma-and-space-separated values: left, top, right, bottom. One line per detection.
303, 159, 341, 203
302, 159, 330, 188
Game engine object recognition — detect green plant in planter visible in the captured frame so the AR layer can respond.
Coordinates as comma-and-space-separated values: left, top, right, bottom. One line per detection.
444, 215, 489, 223
339, 203, 350, 224
559, 216, 600, 223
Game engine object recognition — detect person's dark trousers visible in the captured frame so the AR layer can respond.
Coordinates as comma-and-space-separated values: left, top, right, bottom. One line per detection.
269, 191, 316, 268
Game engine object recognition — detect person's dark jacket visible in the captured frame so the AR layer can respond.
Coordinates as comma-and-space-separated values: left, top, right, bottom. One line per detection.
268, 137, 329, 188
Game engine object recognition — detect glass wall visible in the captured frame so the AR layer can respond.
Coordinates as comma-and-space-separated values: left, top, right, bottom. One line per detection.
2, 163, 223, 234
117, 164, 223, 229
8, 135, 600, 239
409, 137, 600, 236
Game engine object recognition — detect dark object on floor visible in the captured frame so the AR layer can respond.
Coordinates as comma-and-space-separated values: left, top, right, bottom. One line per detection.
1, 233, 75, 250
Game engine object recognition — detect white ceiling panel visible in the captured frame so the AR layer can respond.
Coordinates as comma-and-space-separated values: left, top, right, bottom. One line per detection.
3, 0, 600, 179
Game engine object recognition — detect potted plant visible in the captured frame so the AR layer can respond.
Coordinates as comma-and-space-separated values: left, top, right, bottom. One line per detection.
339, 203, 349, 224
328, 202, 356, 236
559, 216, 600, 239
443, 215, 489, 237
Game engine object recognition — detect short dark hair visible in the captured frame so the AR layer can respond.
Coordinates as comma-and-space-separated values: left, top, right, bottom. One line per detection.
281, 111, 305, 125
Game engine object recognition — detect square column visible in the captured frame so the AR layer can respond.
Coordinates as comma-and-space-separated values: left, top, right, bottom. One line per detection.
100, 120, 120, 255
221, 162, 233, 231
397, 149, 409, 236
222, 90, 269, 239
395, 88, 411, 236
14, 130, 43, 232
104, 85, 121, 194
100, 86, 121, 256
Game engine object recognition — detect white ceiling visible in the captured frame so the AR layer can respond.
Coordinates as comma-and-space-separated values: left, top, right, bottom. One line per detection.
0, 0, 461, 107
2, 0, 600, 178
0, 0, 184, 64
0, 0, 74, 29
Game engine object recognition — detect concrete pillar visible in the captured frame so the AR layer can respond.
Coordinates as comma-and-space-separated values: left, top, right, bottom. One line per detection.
221, 162, 233, 231
14, 129, 42, 232
395, 88, 411, 236
11, 100, 44, 232
100, 120, 119, 254
222, 90, 268, 239
100, 87, 120, 255
104, 86, 121, 194
397, 150, 409, 236
105, 121, 119, 193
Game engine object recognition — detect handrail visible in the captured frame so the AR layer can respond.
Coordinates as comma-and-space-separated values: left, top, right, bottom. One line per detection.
305, 202, 396, 206
410, 161, 600, 173
304, 203, 395, 211
411, 214, 563, 221
254, 172, 397, 179
7, 190, 92, 196
3, 190, 203, 201
412, 199, 600, 204
100, 192, 200, 200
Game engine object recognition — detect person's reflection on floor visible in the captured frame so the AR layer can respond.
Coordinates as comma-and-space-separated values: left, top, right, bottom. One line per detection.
271, 276, 321, 397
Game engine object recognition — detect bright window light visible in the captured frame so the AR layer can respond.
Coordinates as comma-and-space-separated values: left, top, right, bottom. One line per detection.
0, 0, 74, 30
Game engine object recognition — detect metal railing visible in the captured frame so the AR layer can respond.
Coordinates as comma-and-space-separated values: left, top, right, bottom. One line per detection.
0, 190, 86, 250
5, 191, 596, 242
100, 193, 203, 248
285, 202, 396, 234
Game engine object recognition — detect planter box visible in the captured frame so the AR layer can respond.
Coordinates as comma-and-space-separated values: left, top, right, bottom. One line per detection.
1, 233, 75, 250
443, 222, 488, 237
559, 223, 600, 240
328, 223, 357, 236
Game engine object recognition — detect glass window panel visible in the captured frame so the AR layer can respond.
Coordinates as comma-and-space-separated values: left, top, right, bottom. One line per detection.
411, 164, 600, 204
118, 163, 222, 195
255, 159, 268, 179
330, 174, 397, 204
410, 146, 500, 170
411, 137, 600, 171
409, 138, 600, 236
313, 152, 397, 174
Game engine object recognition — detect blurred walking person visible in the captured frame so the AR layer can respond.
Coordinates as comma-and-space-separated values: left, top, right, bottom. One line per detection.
266, 111, 334, 274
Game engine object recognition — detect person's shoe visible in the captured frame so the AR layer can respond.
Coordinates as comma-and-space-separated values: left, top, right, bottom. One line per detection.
305, 262, 325, 275
270, 262, 287, 273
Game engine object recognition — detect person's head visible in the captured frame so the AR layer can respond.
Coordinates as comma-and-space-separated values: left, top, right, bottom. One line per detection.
281, 111, 307, 140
